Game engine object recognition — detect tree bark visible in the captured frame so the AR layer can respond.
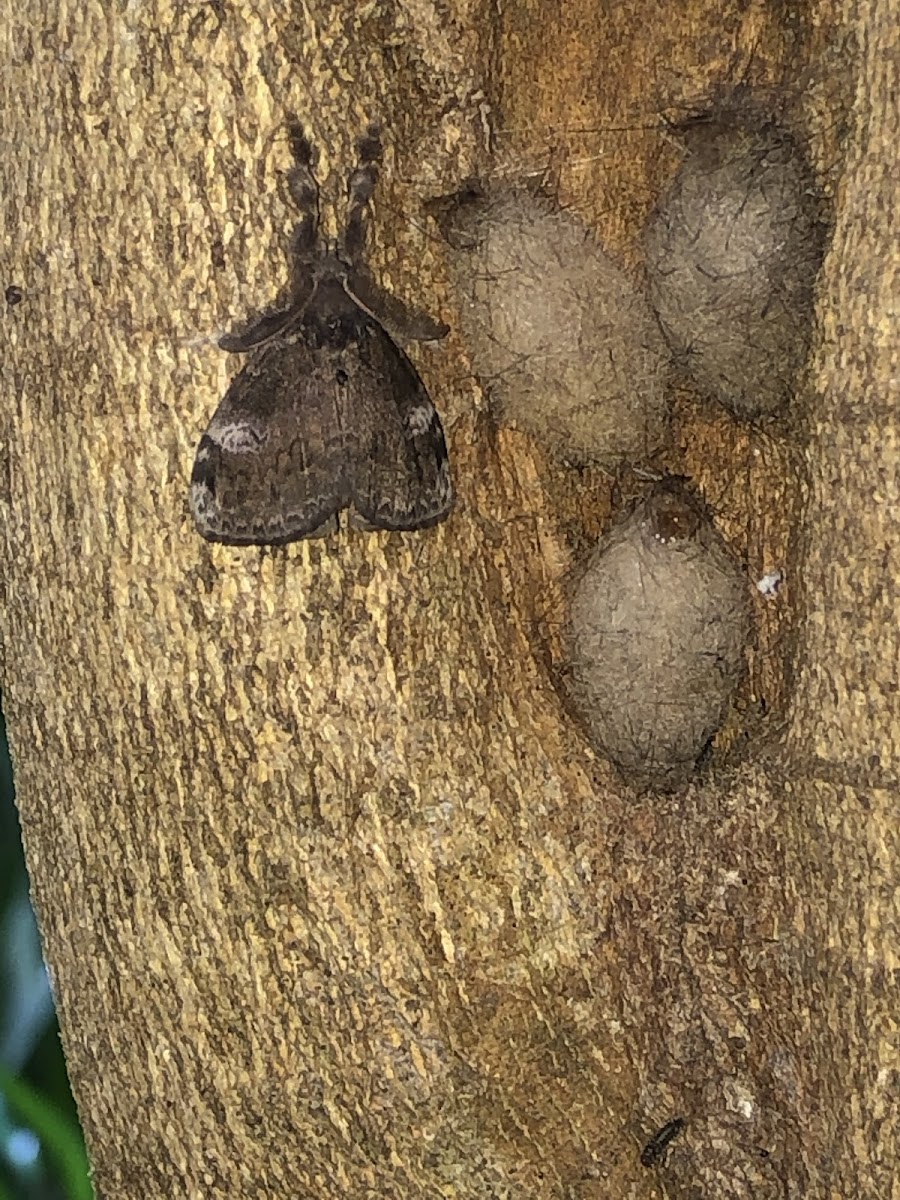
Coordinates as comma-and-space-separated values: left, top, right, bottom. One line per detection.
0, 0, 895, 1197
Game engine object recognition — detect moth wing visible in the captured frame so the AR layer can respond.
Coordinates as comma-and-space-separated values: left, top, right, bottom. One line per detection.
219, 282, 314, 353
345, 268, 449, 342
346, 324, 453, 531
218, 308, 296, 353
190, 333, 348, 545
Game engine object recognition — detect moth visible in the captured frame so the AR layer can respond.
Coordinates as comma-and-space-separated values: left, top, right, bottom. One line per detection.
190, 123, 453, 545
640, 1116, 686, 1168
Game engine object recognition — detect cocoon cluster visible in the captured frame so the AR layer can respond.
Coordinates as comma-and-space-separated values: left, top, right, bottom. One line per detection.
643, 108, 827, 419
567, 478, 750, 790
440, 188, 671, 466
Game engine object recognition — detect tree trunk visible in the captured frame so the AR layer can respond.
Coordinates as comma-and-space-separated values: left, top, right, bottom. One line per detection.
0, 0, 895, 1197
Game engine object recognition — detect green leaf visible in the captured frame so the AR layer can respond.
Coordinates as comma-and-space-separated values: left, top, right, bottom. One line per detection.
0, 1067, 93, 1200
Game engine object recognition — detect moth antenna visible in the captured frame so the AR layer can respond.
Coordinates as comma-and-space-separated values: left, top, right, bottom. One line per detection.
285, 118, 320, 255
285, 118, 315, 169
342, 124, 382, 265
356, 123, 382, 169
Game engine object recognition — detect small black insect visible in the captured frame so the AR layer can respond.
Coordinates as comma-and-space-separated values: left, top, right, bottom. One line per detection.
190, 122, 453, 545
640, 1116, 686, 1167
5, 285, 23, 306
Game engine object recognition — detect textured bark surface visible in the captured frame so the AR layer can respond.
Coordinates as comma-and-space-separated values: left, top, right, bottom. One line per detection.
0, 0, 896, 1198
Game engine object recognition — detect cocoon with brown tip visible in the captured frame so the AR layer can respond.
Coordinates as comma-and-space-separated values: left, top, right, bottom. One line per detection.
643, 109, 827, 419
441, 188, 671, 466
567, 479, 750, 790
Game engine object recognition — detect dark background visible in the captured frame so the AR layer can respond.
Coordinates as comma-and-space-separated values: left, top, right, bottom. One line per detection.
0, 704, 93, 1199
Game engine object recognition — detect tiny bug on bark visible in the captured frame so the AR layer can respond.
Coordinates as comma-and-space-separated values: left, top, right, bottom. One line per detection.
640, 1116, 686, 1167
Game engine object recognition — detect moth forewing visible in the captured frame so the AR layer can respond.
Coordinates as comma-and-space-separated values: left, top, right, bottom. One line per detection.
190, 333, 349, 544
342, 322, 452, 532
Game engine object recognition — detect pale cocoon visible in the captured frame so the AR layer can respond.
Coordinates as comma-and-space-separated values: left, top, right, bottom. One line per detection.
442, 188, 671, 466
567, 480, 751, 790
643, 109, 827, 419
